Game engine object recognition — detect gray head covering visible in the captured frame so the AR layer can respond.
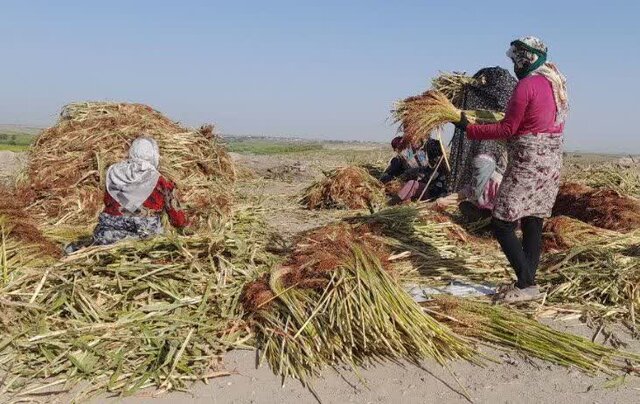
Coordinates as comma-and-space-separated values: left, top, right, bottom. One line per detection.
106, 136, 161, 213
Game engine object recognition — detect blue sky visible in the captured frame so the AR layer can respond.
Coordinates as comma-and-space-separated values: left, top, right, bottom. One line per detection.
1, 0, 638, 152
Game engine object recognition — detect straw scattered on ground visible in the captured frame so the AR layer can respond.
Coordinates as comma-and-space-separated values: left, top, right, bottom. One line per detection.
0, 206, 273, 401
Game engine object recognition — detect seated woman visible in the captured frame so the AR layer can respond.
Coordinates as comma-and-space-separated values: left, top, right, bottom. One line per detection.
65, 136, 188, 253
458, 153, 504, 221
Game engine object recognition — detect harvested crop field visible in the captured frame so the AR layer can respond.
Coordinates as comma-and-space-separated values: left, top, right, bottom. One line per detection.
1, 138, 640, 403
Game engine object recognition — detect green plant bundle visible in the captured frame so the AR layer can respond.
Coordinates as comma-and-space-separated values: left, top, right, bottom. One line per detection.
248, 244, 478, 387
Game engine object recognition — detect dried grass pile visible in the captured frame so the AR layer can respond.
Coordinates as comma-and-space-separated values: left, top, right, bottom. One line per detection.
301, 166, 385, 210
0, 187, 60, 275
426, 297, 640, 375
543, 215, 614, 252
0, 207, 271, 400
19, 102, 235, 231
241, 222, 478, 387
539, 238, 640, 327
552, 182, 640, 232
393, 90, 504, 145
565, 164, 640, 198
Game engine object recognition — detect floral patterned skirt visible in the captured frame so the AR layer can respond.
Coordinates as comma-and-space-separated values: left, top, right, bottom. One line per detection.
493, 134, 563, 222
93, 212, 164, 246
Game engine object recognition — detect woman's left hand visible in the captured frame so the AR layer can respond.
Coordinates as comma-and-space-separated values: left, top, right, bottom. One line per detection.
454, 112, 469, 130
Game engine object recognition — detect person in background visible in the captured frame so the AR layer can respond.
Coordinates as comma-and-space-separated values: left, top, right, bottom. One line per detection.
458, 153, 505, 221
448, 66, 517, 198
65, 136, 188, 253
456, 36, 568, 302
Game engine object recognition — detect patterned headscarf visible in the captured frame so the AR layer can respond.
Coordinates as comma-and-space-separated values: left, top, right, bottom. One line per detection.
506, 36, 569, 124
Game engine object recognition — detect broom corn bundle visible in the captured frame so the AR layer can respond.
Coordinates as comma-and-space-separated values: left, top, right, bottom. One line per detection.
431, 72, 478, 106
242, 223, 478, 385
553, 182, 640, 232
543, 215, 615, 251
301, 166, 386, 210
20, 102, 236, 234
393, 90, 504, 144
426, 297, 640, 375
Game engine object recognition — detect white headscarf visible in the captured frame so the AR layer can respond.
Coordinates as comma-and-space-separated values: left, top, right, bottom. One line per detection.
506, 36, 569, 125
106, 136, 161, 213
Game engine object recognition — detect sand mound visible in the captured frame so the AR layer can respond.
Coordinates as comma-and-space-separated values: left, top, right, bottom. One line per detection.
20, 102, 235, 230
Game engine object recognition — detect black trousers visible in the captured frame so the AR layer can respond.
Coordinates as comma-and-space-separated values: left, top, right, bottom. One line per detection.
492, 216, 543, 289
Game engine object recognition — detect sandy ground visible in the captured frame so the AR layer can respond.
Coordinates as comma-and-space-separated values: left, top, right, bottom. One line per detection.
0, 150, 25, 185
1, 147, 639, 403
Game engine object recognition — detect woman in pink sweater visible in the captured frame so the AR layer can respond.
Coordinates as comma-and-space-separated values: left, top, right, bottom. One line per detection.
456, 36, 569, 302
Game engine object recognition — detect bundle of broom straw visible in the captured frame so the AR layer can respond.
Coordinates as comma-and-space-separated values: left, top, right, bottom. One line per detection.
393, 90, 504, 145
301, 166, 386, 210
543, 215, 615, 251
425, 297, 640, 375
553, 182, 640, 232
431, 72, 478, 106
241, 223, 478, 386
19, 102, 235, 233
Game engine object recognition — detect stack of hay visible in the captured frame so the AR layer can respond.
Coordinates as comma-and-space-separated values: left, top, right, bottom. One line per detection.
19, 102, 235, 235
553, 182, 640, 232
301, 166, 386, 210
0, 102, 250, 400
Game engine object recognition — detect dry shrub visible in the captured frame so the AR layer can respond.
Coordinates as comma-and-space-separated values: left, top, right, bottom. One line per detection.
301, 166, 385, 210
20, 103, 235, 229
543, 215, 612, 252
553, 182, 640, 232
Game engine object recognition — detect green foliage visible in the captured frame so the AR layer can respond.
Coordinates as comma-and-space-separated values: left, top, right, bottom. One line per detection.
226, 139, 323, 155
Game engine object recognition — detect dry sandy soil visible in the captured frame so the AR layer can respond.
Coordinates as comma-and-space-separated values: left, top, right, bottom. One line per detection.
1, 146, 639, 404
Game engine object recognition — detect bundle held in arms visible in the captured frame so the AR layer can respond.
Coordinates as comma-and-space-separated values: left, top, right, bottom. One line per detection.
20, 102, 236, 231
301, 166, 386, 210
241, 223, 477, 386
393, 90, 504, 145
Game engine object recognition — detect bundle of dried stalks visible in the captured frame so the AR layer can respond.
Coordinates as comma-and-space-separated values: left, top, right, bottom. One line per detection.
564, 164, 640, 198
301, 166, 386, 210
543, 215, 614, 251
426, 297, 640, 375
553, 183, 640, 232
20, 102, 235, 233
393, 90, 504, 145
431, 72, 478, 106
241, 223, 478, 388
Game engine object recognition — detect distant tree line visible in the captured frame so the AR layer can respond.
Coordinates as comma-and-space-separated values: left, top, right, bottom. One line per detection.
0, 134, 18, 144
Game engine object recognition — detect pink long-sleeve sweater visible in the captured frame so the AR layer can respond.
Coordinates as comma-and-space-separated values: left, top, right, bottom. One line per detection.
466, 75, 563, 140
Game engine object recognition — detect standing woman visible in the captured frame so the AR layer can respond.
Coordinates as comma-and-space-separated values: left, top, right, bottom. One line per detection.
456, 37, 569, 302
